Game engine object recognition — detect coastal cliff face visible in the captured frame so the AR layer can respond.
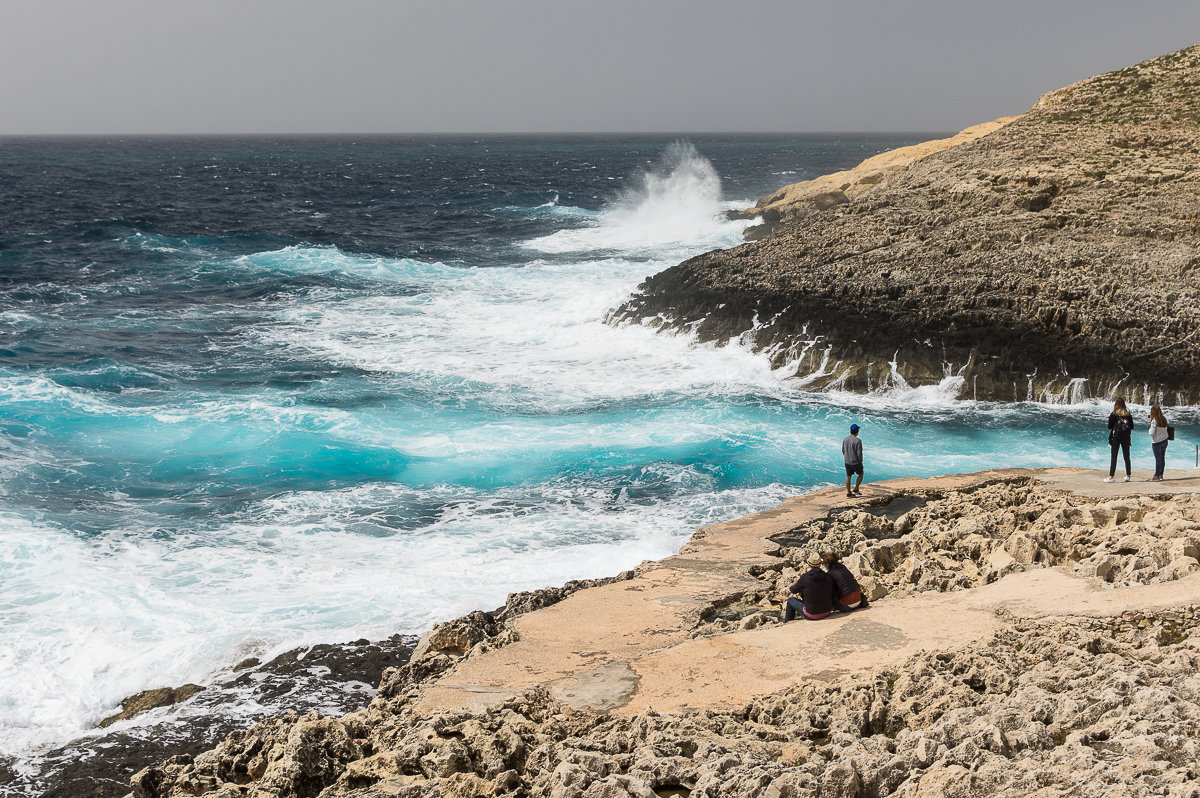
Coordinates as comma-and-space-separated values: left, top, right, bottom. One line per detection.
613, 46, 1200, 404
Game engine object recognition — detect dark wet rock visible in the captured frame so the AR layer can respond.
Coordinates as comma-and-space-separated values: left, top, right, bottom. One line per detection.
612, 46, 1200, 404
12, 635, 415, 798
20, 571, 638, 796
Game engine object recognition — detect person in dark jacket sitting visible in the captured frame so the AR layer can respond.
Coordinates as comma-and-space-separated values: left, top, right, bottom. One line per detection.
823, 549, 867, 611
782, 551, 835, 621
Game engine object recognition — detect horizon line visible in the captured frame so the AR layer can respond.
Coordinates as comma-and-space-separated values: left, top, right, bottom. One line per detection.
0, 129, 954, 140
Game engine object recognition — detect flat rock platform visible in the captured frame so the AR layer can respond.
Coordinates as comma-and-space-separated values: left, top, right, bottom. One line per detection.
415, 467, 1200, 718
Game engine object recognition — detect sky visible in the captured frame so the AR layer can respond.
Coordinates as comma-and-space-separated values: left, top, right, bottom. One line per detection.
3, 0, 1199, 135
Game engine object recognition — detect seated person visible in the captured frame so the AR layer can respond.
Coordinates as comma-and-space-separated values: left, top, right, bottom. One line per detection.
782, 551, 835, 621
823, 549, 866, 611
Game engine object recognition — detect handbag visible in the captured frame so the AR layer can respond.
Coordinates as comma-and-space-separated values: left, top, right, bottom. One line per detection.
1167, 426, 1175, 441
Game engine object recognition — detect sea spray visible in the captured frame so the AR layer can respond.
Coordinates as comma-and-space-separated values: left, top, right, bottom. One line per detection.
524, 141, 749, 255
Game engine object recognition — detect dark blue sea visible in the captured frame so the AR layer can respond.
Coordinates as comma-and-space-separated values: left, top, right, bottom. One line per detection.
1, 134, 1190, 764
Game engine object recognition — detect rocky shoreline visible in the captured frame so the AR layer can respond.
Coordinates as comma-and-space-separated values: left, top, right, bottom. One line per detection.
611, 45, 1200, 404
56, 467, 1200, 798
1, 576, 631, 798
2, 636, 416, 798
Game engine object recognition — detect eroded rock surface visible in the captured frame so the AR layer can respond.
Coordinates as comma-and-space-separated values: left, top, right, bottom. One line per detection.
613, 46, 1200, 403
125, 474, 1200, 798
129, 613, 1200, 798
690, 479, 1200, 639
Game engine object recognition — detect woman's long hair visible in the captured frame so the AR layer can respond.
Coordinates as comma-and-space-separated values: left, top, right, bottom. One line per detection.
1113, 397, 1131, 417
1150, 404, 1168, 427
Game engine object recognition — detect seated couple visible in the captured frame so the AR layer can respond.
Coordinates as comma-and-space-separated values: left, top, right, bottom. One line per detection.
782, 549, 866, 622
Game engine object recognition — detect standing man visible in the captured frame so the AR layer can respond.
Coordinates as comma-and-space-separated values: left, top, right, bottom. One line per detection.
842, 423, 863, 498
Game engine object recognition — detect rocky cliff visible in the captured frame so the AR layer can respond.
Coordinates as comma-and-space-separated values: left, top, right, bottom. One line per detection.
613, 46, 1200, 404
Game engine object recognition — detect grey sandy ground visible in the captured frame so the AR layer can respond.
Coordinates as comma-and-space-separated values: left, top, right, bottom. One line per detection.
415, 467, 1200, 718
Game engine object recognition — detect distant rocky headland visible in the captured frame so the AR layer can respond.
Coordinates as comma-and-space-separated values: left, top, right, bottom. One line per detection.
613, 45, 1200, 404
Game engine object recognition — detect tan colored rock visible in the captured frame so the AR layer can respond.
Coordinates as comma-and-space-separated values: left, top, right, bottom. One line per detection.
1004, 533, 1041, 565
98, 684, 203, 729
617, 45, 1200, 403
733, 117, 1018, 238
128, 468, 1200, 798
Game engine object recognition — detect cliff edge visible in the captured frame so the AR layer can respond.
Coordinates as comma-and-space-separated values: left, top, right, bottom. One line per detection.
613, 46, 1200, 403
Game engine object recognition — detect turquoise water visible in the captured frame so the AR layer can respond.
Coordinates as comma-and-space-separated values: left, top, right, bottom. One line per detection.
1, 135, 1196, 760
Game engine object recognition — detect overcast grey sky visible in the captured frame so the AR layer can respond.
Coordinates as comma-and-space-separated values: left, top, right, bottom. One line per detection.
3, 0, 1198, 135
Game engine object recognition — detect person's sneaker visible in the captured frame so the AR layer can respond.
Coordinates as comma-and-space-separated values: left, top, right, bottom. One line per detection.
852, 490, 862, 496
1123, 475, 1132, 482
1103, 476, 1115, 483
846, 492, 854, 498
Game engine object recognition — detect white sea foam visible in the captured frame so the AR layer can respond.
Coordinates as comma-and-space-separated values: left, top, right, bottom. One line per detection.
0, 478, 794, 758
256, 255, 787, 415
523, 142, 752, 256
228, 246, 460, 284
0, 311, 42, 332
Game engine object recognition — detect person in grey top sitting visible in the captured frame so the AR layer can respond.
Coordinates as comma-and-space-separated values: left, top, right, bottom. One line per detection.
842, 424, 863, 497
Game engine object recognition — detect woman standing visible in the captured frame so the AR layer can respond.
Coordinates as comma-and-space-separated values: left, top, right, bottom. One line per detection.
1148, 404, 1170, 481
1105, 398, 1134, 483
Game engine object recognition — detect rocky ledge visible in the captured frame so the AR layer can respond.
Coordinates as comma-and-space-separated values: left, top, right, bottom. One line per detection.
611, 46, 1200, 404
118, 468, 1200, 798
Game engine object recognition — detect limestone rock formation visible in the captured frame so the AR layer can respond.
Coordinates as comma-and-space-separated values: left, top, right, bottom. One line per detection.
126, 476, 1200, 798
128, 613, 1200, 798
613, 46, 1200, 403
98, 686, 205, 729
762, 480, 1200, 602
729, 118, 1017, 240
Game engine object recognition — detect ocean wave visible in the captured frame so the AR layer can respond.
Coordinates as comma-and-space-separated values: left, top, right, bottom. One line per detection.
0, 475, 794, 757
498, 194, 598, 220
0, 311, 45, 332
226, 246, 463, 286
256, 260, 791, 416
522, 142, 752, 256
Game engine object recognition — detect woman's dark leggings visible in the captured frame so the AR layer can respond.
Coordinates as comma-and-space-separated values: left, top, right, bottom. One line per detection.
1109, 441, 1130, 476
